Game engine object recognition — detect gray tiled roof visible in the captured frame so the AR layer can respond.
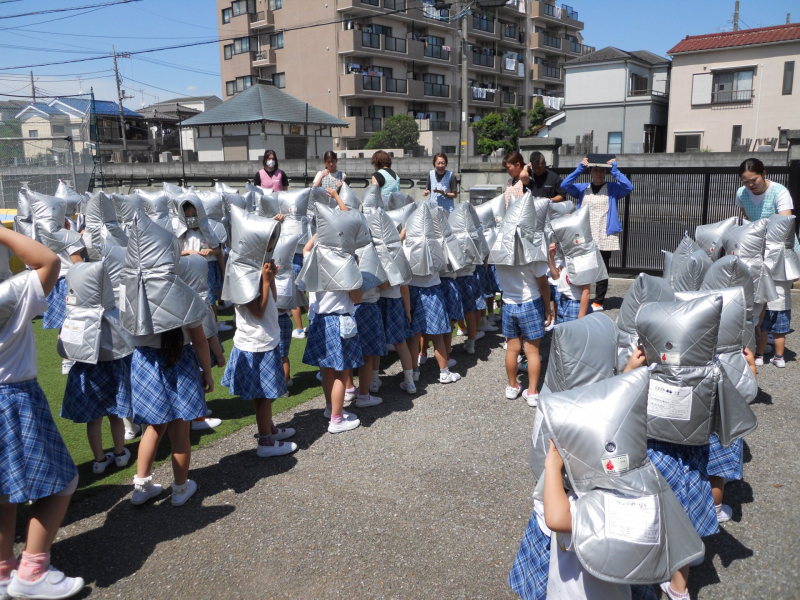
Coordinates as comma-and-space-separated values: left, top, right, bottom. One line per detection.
181, 84, 348, 127
566, 46, 670, 67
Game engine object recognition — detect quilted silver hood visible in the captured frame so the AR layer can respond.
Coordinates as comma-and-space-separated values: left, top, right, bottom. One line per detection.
220, 205, 281, 305
386, 191, 414, 211
174, 192, 221, 248
695, 217, 738, 261
277, 189, 312, 253
332, 182, 360, 210
662, 234, 702, 287
721, 218, 777, 304
488, 193, 549, 266
255, 192, 280, 219
215, 182, 238, 194
403, 202, 446, 276
548, 204, 608, 285
14, 189, 33, 239
0, 245, 12, 284
81, 192, 128, 260
545, 200, 575, 225
367, 208, 412, 286
616, 274, 675, 362
296, 203, 363, 293
386, 202, 417, 232
702, 255, 755, 320
669, 250, 712, 292
361, 184, 383, 215
100, 244, 126, 289
55, 180, 84, 215
110, 193, 144, 231
357, 243, 389, 291
224, 191, 251, 213
0, 272, 32, 333
194, 190, 228, 245
428, 201, 466, 273
448, 202, 487, 265
764, 214, 800, 282
178, 254, 217, 338
25, 189, 85, 272
162, 181, 185, 202
134, 189, 174, 232
273, 229, 306, 310
119, 210, 210, 336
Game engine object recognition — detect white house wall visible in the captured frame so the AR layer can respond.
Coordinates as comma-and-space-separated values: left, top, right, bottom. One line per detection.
197, 136, 224, 161
564, 63, 628, 106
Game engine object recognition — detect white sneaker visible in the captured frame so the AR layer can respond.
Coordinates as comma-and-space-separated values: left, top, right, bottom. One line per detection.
61, 359, 75, 375
292, 328, 306, 339
660, 582, 690, 600
754, 355, 764, 366
7, 567, 84, 599
447, 358, 457, 368
257, 439, 297, 458
400, 380, 417, 394
523, 389, 539, 407
505, 385, 522, 399
344, 388, 358, 402
93, 453, 115, 474
124, 422, 141, 440
328, 417, 361, 433
385, 343, 395, 352
716, 503, 733, 523
191, 417, 222, 431
474, 331, 485, 341
439, 371, 461, 384
271, 427, 295, 441
502, 340, 508, 350
412, 369, 420, 382
456, 327, 466, 336
323, 407, 356, 420
488, 312, 498, 324
591, 303, 604, 312
131, 476, 163, 505
114, 448, 131, 468
545, 321, 557, 332
464, 341, 475, 355
770, 356, 786, 368
170, 479, 197, 507
217, 321, 233, 332
369, 379, 381, 393
418, 353, 428, 365
478, 321, 498, 332
355, 394, 382, 408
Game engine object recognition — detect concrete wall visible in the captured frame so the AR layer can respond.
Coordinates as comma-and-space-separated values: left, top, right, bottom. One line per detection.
565, 62, 628, 105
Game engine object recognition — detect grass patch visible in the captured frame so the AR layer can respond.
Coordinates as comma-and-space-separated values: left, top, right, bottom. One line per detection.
36, 310, 320, 498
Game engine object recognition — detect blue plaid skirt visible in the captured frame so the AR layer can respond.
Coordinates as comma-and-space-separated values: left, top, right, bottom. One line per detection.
508, 510, 550, 600
61, 355, 132, 423
549, 284, 559, 306
482, 264, 502, 296
207, 260, 223, 305
43, 278, 67, 329
222, 346, 287, 401
0, 379, 78, 504
409, 285, 451, 335
456, 273, 486, 313
292, 252, 304, 278
278, 312, 293, 359
760, 309, 791, 334
557, 295, 592, 324
502, 298, 546, 341
130, 345, 207, 425
707, 434, 744, 480
647, 440, 718, 537
440, 279, 464, 322
355, 302, 387, 357
303, 313, 364, 371
379, 296, 414, 344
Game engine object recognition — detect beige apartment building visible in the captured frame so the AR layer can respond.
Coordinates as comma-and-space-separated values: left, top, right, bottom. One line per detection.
217, 0, 592, 156
666, 23, 799, 153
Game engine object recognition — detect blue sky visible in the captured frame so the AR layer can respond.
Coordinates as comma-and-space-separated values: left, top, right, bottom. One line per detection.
0, 0, 796, 109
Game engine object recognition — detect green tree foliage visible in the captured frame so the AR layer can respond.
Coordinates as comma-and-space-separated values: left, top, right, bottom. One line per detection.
0, 122, 24, 163
472, 110, 526, 156
365, 114, 420, 151
528, 99, 548, 131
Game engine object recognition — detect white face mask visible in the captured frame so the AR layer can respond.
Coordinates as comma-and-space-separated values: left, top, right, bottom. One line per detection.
266, 160, 276, 169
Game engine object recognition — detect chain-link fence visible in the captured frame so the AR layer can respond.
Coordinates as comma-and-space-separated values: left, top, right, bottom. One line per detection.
0, 92, 102, 208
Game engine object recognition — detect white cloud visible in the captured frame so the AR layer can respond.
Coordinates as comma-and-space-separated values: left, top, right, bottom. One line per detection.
187, 86, 197, 91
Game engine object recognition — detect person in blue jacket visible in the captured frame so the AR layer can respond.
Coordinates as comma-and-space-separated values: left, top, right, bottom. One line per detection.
561, 157, 633, 311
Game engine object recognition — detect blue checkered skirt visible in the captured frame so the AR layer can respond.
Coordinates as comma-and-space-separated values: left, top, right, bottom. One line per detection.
303, 313, 364, 371
508, 510, 550, 600
557, 295, 592, 324
0, 379, 78, 504
278, 312, 293, 359
222, 346, 287, 401
456, 273, 486, 313
207, 260, 223, 304
549, 284, 559, 306
355, 302, 387, 357
379, 296, 414, 344
291, 252, 304, 278
43, 278, 67, 329
760, 309, 791, 334
440, 279, 464, 322
61, 355, 132, 423
707, 434, 744, 480
482, 264, 502, 296
409, 285, 451, 335
502, 298, 546, 341
130, 345, 207, 425
647, 440, 718, 537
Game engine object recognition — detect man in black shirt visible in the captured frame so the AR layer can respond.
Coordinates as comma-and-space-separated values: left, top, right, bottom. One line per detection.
524, 151, 565, 202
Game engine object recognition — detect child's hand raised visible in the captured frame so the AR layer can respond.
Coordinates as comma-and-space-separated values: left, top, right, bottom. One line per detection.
549, 243, 556, 257
545, 440, 563, 472
624, 347, 647, 372
262, 260, 279, 282
273, 213, 286, 222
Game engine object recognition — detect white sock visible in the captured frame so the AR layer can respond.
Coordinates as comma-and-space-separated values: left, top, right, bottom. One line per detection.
371, 369, 380, 382
440, 368, 450, 376
465, 339, 475, 351
403, 369, 414, 383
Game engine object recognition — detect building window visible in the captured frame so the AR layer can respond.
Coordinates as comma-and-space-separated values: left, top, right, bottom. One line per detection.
347, 106, 363, 117
227, 76, 254, 96
28, 130, 38, 138
783, 61, 794, 95
712, 69, 753, 104
268, 0, 281, 9
368, 105, 393, 119
231, 0, 255, 17
629, 72, 649, 96
273, 73, 285, 88
222, 8, 232, 23
270, 32, 283, 49
224, 45, 232, 60
779, 129, 789, 149
607, 132, 622, 154
441, 145, 456, 154
51, 125, 65, 134
225, 36, 258, 59
731, 125, 742, 151
226, 81, 236, 96
674, 134, 702, 153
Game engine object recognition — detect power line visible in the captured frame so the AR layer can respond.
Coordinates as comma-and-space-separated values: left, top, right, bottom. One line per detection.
121, 74, 186, 97
0, 92, 90, 98
0, 0, 142, 20
0, 7, 106, 32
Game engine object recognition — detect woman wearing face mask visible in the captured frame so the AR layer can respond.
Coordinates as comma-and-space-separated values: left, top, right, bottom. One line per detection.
561, 156, 633, 312
312, 151, 346, 191
254, 150, 288, 192
422, 153, 458, 213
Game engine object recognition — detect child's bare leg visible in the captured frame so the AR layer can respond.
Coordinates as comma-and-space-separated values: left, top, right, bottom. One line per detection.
505, 337, 522, 388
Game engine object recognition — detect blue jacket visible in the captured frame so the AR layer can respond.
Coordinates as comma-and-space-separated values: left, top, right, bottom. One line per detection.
561, 161, 633, 237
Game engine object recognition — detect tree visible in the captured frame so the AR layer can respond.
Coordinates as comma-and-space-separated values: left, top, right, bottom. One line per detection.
471, 112, 515, 156
502, 106, 524, 146
365, 114, 419, 152
526, 99, 548, 135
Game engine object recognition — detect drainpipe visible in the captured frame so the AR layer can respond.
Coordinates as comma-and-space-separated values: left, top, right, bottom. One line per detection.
753, 63, 764, 146
621, 58, 628, 153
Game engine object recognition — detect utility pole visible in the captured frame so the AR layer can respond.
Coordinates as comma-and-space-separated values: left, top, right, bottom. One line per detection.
733, 1, 739, 31
788, 13, 791, 24
112, 45, 133, 162
460, 14, 469, 168
30, 71, 35, 102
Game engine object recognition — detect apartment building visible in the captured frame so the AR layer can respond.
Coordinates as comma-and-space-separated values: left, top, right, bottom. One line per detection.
217, 0, 592, 155
666, 23, 800, 153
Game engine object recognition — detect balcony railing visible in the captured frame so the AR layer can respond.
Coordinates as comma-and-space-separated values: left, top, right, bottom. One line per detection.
384, 0, 405, 10
542, 34, 561, 49
362, 32, 381, 49
424, 82, 449, 98
385, 77, 407, 93
502, 24, 518, 39
628, 89, 669, 98
541, 2, 556, 17
252, 11, 264, 21
561, 4, 578, 20
472, 52, 494, 67
712, 89, 754, 104
502, 91, 516, 104
361, 0, 380, 5
541, 64, 560, 79
385, 36, 406, 53
470, 87, 496, 102
472, 15, 495, 32
363, 75, 382, 91
364, 117, 382, 132
424, 44, 450, 60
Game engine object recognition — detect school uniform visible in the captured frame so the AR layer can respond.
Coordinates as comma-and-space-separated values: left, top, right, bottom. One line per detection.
761, 280, 792, 335
278, 311, 293, 359
439, 271, 464, 323
0, 272, 78, 503
554, 259, 591, 323
62, 356, 132, 423
707, 434, 744, 481
454, 265, 486, 313
354, 285, 387, 357
496, 262, 548, 341
408, 273, 451, 335
303, 290, 363, 371
182, 229, 223, 304
379, 285, 413, 344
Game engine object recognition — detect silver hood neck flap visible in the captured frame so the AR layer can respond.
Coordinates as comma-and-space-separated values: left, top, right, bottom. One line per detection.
82, 192, 128, 260
402, 202, 446, 277
695, 217, 738, 261
548, 204, 608, 285
367, 208, 412, 286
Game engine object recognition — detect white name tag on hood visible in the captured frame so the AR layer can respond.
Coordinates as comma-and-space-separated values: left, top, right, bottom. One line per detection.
604, 493, 661, 545
572, 251, 598, 272
647, 380, 692, 421
61, 319, 85, 345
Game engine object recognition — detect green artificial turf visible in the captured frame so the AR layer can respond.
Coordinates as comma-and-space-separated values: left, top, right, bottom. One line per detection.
35, 311, 320, 498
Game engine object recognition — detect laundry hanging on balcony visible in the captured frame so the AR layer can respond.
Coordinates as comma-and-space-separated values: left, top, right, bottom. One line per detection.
554, 6, 562, 18
504, 56, 517, 71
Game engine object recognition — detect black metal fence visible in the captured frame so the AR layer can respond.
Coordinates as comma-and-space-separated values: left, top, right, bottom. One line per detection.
551, 166, 793, 275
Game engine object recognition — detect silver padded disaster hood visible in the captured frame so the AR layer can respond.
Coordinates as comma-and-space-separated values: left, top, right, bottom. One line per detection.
57, 260, 133, 363
702, 255, 755, 320
386, 191, 414, 211
386, 202, 417, 232
296, 203, 363, 293
764, 214, 800, 282
215, 182, 238, 194
25, 189, 85, 275
669, 249, 712, 292
695, 217, 738, 261
13, 189, 33, 239
448, 202, 487, 265
178, 254, 217, 338
402, 202, 446, 277
356, 243, 389, 291
272, 229, 305, 311
616, 274, 675, 372
174, 192, 221, 249
55, 179, 84, 215
220, 205, 281, 305
194, 190, 228, 245
0, 245, 12, 284
119, 210, 210, 336
721, 218, 778, 305
538, 367, 705, 585
277, 188, 312, 254
548, 204, 608, 285
662, 233, 702, 288
360, 184, 383, 214
331, 182, 360, 210
110, 193, 144, 233
367, 208, 412, 286
0, 272, 33, 332
81, 192, 128, 260
134, 189, 174, 232
488, 192, 549, 266
428, 201, 466, 273
100, 244, 126, 289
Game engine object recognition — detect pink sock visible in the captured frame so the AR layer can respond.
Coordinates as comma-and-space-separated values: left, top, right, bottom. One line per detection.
258, 435, 275, 447
345, 387, 356, 394
0, 556, 18, 581
331, 415, 343, 424
17, 552, 49, 582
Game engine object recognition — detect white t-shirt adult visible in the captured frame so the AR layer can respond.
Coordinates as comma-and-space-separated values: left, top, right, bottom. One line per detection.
767, 280, 793, 312
554, 259, 586, 301
181, 229, 215, 262
735, 185, 793, 212
409, 273, 441, 288
233, 295, 280, 353
309, 290, 354, 316
380, 284, 402, 299
0, 272, 49, 384
495, 262, 548, 304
